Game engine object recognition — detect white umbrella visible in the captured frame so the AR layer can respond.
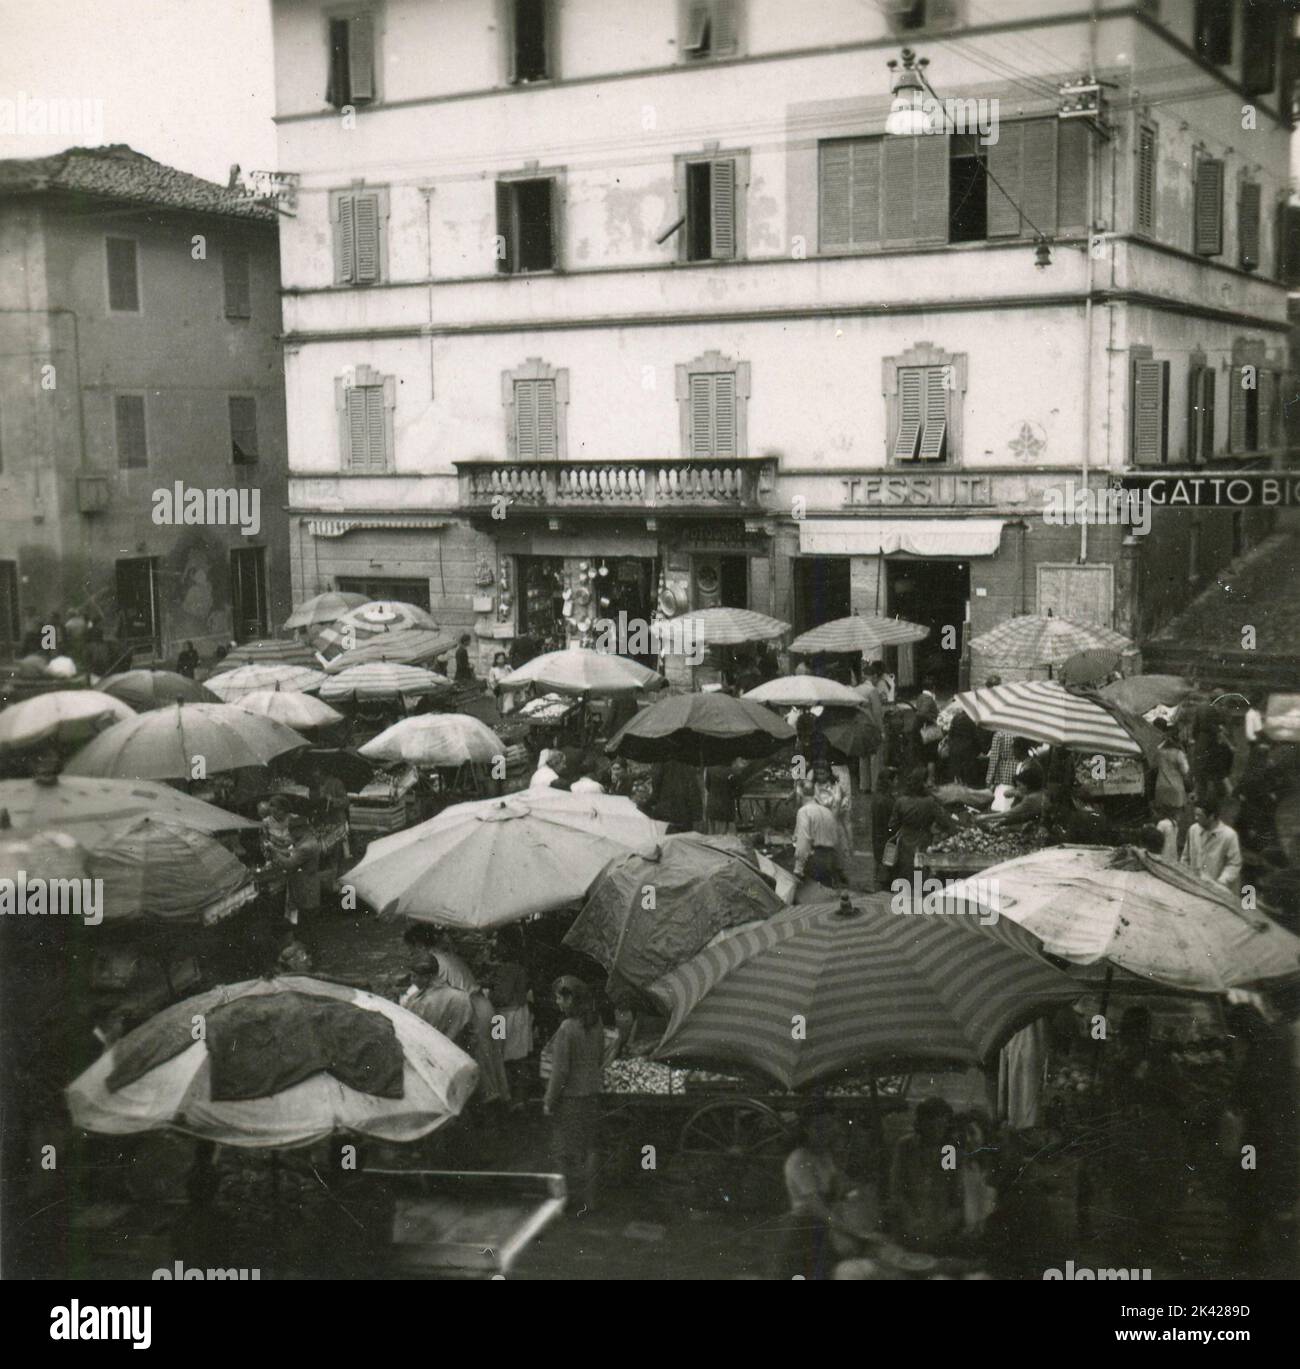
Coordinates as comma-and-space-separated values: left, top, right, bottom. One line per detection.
231, 689, 343, 731
500, 648, 662, 697
282, 590, 369, 632
359, 714, 505, 767
204, 664, 328, 702
789, 614, 928, 654
0, 689, 136, 753
744, 675, 865, 708
318, 663, 450, 703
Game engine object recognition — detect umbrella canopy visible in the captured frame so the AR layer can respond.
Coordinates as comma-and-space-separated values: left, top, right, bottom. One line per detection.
281, 747, 375, 791
230, 689, 343, 731
322, 628, 458, 673
317, 663, 450, 704
647, 896, 1079, 1090
314, 601, 439, 655
63, 703, 309, 781
1058, 648, 1121, 687
359, 714, 505, 768
212, 639, 321, 671
790, 614, 929, 654
82, 816, 256, 926
970, 614, 1131, 669
938, 846, 1300, 992
345, 790, 667, 929
205, 664, 328, 701
282, 590, 370, 632
606, 691, 796, 766
565, 834, 784, 990
0, 775, 255, 836
1100, 674, 1194, 717
650, 607, 789, 650
1264, 692, 1300, 744
66, 975, 478, 1148
500, 648, 663, 697
0, 690, 135, 754
744, 675, 865, 708
955, 680, 1156, 758
100, 670, 219, 711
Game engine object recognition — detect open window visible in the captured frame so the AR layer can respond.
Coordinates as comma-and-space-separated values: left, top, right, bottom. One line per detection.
681, 0, 738, 62
884, 343, 965, 465
679, 153, 743, 261
509, 0, 551, 83
326, 12, 376, 108
496, 177, 558, 273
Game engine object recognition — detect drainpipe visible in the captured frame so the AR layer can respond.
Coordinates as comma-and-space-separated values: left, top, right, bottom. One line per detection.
1079, 0, 1101, 566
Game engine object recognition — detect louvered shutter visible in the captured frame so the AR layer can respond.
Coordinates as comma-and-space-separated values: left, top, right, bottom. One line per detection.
820, 143, 852, 248
894, 368, 924, 460
712, 0, 738, 54
354, 193, 380, 283
1187, 365, 1205, 463
1200, 368, 1216, 460
1229, 364, 1250, 452
1136, 126, 1156, 234
690, 374, 715, 457
229, 396, 258, 461
1021, 118, 1058, 238
1259, 370, 1275, 448
913, 132, 949, 244
684, 1, 709, 53
536, 380, 558, 458
713, 372, 736, 457
986, 123, 1023, 239
918, 367, 948, 460
881, 136, 917, 245
364, 385, 386, 469
495, 182, 514, 274
1057, 120, 1089, 230
1131, 358, 1165, 464
348, 15, 375, 102
1194, 159, 1224, 256
346, 388, 369, 469
849, 139, 882, 246
1239, 182, 1261, 270
710, 159, 736, 258
334, 193, 356, 284
515, 381, 539, 459
223, 247, 251, 318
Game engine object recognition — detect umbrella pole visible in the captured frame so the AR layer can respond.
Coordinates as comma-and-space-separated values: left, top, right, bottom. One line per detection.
1090, 963, 1115, 1087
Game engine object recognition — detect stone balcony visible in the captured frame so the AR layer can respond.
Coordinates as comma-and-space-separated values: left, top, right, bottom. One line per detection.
456, 456, 778, 518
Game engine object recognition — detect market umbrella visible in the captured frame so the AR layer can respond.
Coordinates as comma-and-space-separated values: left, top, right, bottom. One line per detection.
345, 789, 667, 929
63, 703, 309, 781
565, 833, 784, 991
499, 647, 663, 697
937, 846, 1300, 992
1263, 693, 1300, 743
789, 614, 929, 655
647, 896, 1079, 1090
204, 664, 328, 701
358, 714, 505, 768
605, 691, 795, 766
100, 670, 219, 710
322, 629, 459, 673
317, 663, 450, 704
231, 689, 343, 732
313, 602, 439, 657
0, 689, 135, 754
1100, 674, 1194, 717
1058, 648, 1121, 687
0, 775, 255, 835
66, 975, 478, 1148
955, 680, 1158, 759
650, 607, 789, 650
969, 614, 1131, 670
282, 590, 369, 633
744, 675, 865, 708
212, 639, 321, 672
280, 747, 375, 792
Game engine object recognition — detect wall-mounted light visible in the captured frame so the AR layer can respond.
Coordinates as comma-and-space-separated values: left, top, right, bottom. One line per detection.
885, 49, 931, 137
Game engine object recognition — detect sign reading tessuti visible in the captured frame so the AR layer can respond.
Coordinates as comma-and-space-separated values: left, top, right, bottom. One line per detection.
841, 475, 994, 507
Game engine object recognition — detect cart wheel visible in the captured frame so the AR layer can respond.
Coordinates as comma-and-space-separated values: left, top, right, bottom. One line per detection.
678, 1098, 793, 1160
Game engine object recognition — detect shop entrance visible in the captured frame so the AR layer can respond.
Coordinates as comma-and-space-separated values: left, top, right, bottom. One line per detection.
115, 556, 161, 656
886, 559, 970, 692
793, 557, 851, 634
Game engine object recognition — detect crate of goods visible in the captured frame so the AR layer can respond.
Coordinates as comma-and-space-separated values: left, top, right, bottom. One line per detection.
349, 766, 420, 836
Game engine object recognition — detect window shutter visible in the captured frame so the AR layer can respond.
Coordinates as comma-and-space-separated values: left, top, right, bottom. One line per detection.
495, 182, 514, 274
1201, 367, 1216, 461
1258, 370, 1275, 448
1229, 364, 1249, 452
986, 123, 1023, 239
353, 193, 381, 283
348, 14, 375, 102
684, 2, 709, 53
849, 139, 882, 246
1194, 159, 1224, 256
1131, 358, 1165, 464
820, 143, 852, 248
1135, 125, 1156, 235
116, 395, 147, 468
713, 372, 736, 456
515, 381, 539, 459
106, 238, 139, 311
223, 247, 251, 317
1187, 365, 1204, 464
535, 379, 557, 458
1239, 181, 1261, 271
690, 374, 715, 457
1057, 121, 1089, 231
881, 136, 917, 246
712, 0, 738, 54
364, 386, 386, 470
1020, 118, 1058, 238
334, 193, 356, 284
918, 367, 948, 460
912, 132, 949, 245
229, 396, 258, 461
346, 388, 369, 468
710, 159, 736, 259
894, 368, 924, 460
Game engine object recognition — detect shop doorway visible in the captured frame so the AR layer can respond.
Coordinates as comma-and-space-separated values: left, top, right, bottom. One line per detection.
793, 557, 851, 633
0, 561, 18, 656
692, 554, 748, 610
230, 547, 269, 643
886, 559, 969, 692
336, 576, 432, 612
115, 557, 161, 656
601, 557, 658, 667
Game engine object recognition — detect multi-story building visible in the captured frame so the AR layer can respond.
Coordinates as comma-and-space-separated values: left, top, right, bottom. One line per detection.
272, 0, 1296, 687
0, 145, 291, 661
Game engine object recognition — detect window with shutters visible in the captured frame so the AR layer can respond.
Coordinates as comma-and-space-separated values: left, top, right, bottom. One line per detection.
948, 134, 988, 243
326, 11, 376, 108
1228, 340, 1276, 454
228, 396, 259, 465
1241, 2, 1278, 97
676, 352, 750, 459
885, 0, 960, 34
819, 138, 882, 250
508, 0, 551, 83
1194, 0, 1233, 64
1129, 350, 1170, 465
336, 365, 395, 473
496, 176, 558, 273
1135, 124, 1157, 236
1193, 157, 1224, 256
502, 359, 569, 460
883, 343, 965, 466
882, 132, 949, 247
679, 153, 744, 261
1239, 181, 1262, 270
114, 394, 148, 469
331, 187, 388, 285
1187, 357, 1216, 464
223, 246, 251, 319
106, 237, 140, 313
679, 0, 739, 62
985, 118, 1059, 240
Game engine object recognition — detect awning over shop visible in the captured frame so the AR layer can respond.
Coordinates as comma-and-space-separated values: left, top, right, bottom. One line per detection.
304, 517, 451, 538
798, 518, 1006, 558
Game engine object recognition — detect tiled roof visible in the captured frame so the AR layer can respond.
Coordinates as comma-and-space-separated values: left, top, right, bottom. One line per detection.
0, 145, 277, 223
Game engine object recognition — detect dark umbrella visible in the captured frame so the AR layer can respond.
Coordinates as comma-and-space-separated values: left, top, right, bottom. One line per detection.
279, 747, 375, 791
1099, 674, 1194, 716
1058, 648, 1121, 687
100, 669, 219, 710
605, 692, 794, 766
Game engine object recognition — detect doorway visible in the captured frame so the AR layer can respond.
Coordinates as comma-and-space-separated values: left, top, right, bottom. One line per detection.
115, 557, 161, 655
230, 547, 268, 643
793, 557, 851, 634
886, 559, 970, 692
0, 561, 18, 656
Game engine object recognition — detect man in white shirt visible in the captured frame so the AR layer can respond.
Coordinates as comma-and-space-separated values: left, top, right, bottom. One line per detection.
793, 785, 846, 888
1182, 797, 1243, 894
529, 748, 564, 789
569, 769, 605, 794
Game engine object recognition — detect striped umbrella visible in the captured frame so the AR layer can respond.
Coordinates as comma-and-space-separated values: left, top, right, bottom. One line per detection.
500, 648, 663, 697
212, 639, 321, 671
744, 675, 866, 708
313, 602, 438, 657
790, 614, 929, 655
956, 680, 1150, 757
359, 714, 505, 767
230, 689, 343, 732
650, 607, 789, 650
100, 670, 219, 710
282, 590, 369, 632
969, 614, 1131, 670
204, 664, 328, 701
1058, 648, 1121, 687
317, 663, 450, 704
322, 629, 458, 674
648, 896, 1079, 1090
0, 689, 135, 754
